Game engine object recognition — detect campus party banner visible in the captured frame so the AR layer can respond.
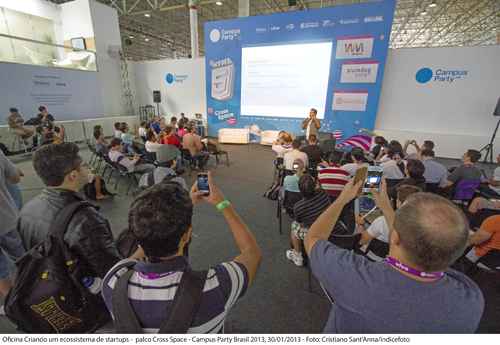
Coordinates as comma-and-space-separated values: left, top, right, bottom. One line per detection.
204, 0, 396, 139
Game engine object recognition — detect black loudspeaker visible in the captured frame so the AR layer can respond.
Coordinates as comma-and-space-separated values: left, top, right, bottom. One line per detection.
153, 90, 161, 103
494, 97, 500, 116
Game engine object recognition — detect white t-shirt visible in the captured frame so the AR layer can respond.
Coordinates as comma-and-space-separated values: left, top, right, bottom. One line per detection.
109, 150, 136, 172
491, 167, 500, 194
272, 144, 293, 158
145, 140, 163, 153
284, 149, 308, 170
138, 127, 147, 138
341, 162, 368, 177
366, 216, 390, 243
114, 130, 123, 139
381, 159, 405, 179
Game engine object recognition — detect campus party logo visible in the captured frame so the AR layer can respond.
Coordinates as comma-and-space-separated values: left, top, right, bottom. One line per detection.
165, 73, 188, 85
209, 28, 240, 43
416, 67, 468, 84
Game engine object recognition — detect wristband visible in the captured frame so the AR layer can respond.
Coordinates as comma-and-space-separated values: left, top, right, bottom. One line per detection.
216, 200, 231, 211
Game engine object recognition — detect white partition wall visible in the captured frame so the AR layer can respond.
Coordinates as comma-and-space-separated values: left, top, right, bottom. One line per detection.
130, 58, 206, 120
376, 45, 500, 159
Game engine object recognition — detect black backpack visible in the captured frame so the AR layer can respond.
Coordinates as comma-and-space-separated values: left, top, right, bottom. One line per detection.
263, 182, 281, 200
5, 201, 110, 333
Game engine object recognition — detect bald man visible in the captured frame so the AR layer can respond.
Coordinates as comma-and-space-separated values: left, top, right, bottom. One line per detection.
305, 180, 484, 333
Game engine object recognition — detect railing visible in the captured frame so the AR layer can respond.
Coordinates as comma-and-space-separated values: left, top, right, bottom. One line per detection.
0, 33, 97, 71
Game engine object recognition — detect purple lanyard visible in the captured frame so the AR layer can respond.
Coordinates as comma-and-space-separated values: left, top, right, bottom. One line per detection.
138, 271, 177, 280
385, 257, 444, 280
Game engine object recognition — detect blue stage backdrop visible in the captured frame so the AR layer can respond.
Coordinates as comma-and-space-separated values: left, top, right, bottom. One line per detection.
204, 0, 396, 140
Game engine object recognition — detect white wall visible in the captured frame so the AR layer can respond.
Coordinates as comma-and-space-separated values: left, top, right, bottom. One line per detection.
88, 0, 127, 116
376, 45, 500, 159
60, 0, 94, 42
131, 57, 207, 120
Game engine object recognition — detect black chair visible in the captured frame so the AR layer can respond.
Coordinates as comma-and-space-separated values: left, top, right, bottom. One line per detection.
477, 249, 500, 272
181, 149, 197, 173
112, 162, 142, 195
87, 142, 98, 166
207, 142, 229, 167
363, 238, 390, 262
425, 182, 440, 194
101, 154, 117, 183
277, 190, 302, 235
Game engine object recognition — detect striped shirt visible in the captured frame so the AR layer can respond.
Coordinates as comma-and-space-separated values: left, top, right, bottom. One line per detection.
293, 190, 331, 228
317, 165, 350, 197
102, 256, 248, 333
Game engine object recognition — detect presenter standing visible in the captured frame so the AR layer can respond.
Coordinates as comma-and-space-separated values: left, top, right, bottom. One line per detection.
302, 108, 321, 141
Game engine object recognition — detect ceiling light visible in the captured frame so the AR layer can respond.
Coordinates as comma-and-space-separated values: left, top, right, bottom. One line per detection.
429, 2, 437, 7
129, 35, 134, 39
215, 1, 223, 5
421, 10, 427, 15
144, 38, 150, 42
144, 13, 151, 17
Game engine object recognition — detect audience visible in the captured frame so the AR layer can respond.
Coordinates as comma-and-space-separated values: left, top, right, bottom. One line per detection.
371, 136, 388, 160
286, 174, 331, 266
102, 172, 261, 333
151, 117, 162, 134
317, 150, 350, 200
478, 153, 500, 198
145, 129, 163, 153
113, 122, 123, 139
170, 116, 178, 130
7, 107, 34, 143
161, 125, 181, 148
380, 145, 405, 180
18, 143, 121, 279
284, 139, 308, 171
271, 131, 293, 158
182, 124, 209, 169
93, 125, 108, 154
138, 149, 187, 190
421, 149, 448, 188
445, 149, 483, 188
388, 159, 426, 198
404, 139, 434, 160
305, 179, 484, 333
465, 215, 500, 264
138, 121, 148, 142
0, 150, 24, 309
341, 148, 368, 177
36, 106, 55, 128
177, 122, 187, 138
108, 138, 155, 174
283, 159, 306, 193
120, 122, 135, 154
301, 134, 322, 167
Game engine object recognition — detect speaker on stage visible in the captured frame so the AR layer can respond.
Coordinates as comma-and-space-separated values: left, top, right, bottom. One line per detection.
153, 90, 161, 103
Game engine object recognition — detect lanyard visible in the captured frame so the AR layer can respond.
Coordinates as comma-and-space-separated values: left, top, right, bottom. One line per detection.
385, 256, 444, 280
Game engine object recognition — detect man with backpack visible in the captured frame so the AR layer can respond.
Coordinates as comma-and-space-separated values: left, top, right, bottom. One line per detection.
102, 172, 261, 333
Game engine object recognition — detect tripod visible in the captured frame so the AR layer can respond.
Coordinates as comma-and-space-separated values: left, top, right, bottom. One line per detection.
479, 117, 500, 164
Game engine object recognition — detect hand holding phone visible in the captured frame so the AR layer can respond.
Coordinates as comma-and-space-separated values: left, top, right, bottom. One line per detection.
363, 166, 383, 193
197, 173, 210, 196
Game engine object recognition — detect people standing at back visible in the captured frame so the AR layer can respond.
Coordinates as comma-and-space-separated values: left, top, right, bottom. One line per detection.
304, 179, 484, 333
7, 107, 34, 144
284, 139, 308, 171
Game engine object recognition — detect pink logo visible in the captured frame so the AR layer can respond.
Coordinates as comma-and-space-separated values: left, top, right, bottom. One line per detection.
226, 118, 237, 125
208, 107, 213, 114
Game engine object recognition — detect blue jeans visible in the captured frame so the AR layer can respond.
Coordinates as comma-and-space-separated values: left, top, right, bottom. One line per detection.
0, 230, 26, 279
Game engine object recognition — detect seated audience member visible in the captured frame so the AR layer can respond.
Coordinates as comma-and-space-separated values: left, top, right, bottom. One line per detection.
102, 172, 261, 333
183, 124, 209, 169
177, 122, 187, 138
151, 117, 162, 134
108, 138, 155, 174
465, 215, 500, 264
161, 125, 181, 148
284, 139, 308, 171
445, 149, 483, 188
469, 197, 500, 217
0, 150, 24, 303
170, 116, 178, 130
114, 122, 123, 139
283, 159, 306, 193
178, 113, 188, 128
421, 149, 448, 187
304, 179, 484, 333
389, 159, 426, 198
359, 184, 422, 246
120, 123, 136, 154
7, 107, 34, 142
317, 150, 350, 200
18, 143, 121, 279
94, 125, 109, 154
404, 139, 434, 160
341, 148, 368, 177
371, 136, 388, 160
138, 149, 187, 190
378, 140, 404, 163
381, 146, 405, 180
36, 105, 55, 128
301, 135, 322, 168
271, 132, 293, 158
286, 174, 331, 266
138, 121, 148, 142
478, 153, 500, 198
145, 130, 163, 153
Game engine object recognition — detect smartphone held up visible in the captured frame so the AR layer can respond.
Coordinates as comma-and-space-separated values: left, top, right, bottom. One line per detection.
197, 173, 210, 196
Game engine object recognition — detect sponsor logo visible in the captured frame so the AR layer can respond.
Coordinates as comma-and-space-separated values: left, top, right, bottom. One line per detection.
256, 27, 267, 33
269, 25, 280, 31
165, 73, 188, 85
285, 24, 295, 30
333, 91, 368, 112
300, 22, 319, 29
341, 62, 379, 83
364, 16, 383, 23
209, 29, 220, 43
322, 19, 335, 27
209, 28, 241, 42
336, 37, 374, 59
416, 67, 469, 84
339, 18, 359, 25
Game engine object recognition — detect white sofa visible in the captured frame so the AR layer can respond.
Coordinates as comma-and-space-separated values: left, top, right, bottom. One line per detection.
218, 128, 250, 144
260, 130, 281, 146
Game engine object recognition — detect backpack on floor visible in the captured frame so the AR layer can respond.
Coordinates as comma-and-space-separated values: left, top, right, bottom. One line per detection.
4, 202, 110, 333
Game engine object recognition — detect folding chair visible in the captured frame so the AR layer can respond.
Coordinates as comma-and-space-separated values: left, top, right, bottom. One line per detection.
277, 190, 302, 235
363, 238, 390, 262
207, 142, 230, 167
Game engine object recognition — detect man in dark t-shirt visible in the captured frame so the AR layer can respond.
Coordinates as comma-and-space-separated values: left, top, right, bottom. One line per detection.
305, 179, 484, 333
446, 149, 483, 187
301, 134, 322, 168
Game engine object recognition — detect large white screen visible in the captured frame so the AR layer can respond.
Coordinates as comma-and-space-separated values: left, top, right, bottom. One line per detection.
241, 41, 332, 119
